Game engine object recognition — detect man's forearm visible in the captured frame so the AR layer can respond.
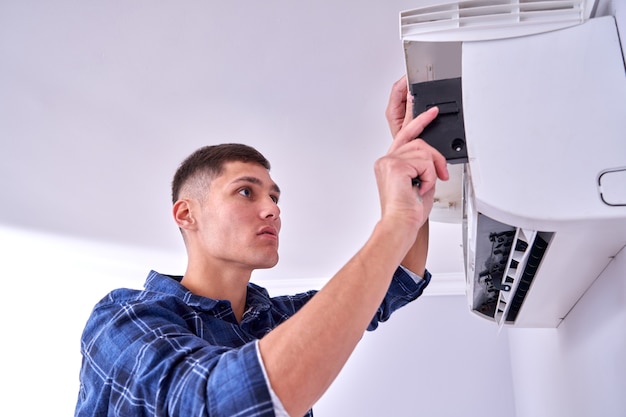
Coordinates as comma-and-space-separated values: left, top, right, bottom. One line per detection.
258, 218, 414, 417
400, 219, 429, 277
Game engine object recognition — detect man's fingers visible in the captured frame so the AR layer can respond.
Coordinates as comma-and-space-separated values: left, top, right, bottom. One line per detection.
385, 76, 409, 138
414, 162, 446, 196
402, 90, 413, 130
388, 106, 439, 153
402, 106, 439, 143
433, 150, 450, 182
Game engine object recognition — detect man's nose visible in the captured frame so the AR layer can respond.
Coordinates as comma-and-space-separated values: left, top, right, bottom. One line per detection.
261, 197, 280, 219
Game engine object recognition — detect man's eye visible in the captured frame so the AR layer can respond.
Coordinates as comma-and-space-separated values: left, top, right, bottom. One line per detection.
239, 188, 251, 198
271, 195, 279, 204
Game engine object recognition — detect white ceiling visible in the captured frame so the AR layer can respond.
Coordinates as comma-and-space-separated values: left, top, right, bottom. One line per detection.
0, 0, 464, 284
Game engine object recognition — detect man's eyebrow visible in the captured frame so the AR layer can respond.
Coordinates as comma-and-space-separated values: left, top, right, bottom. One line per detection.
232, 176, 281, 194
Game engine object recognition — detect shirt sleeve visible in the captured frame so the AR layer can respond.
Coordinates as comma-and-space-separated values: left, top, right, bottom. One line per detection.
399, 265, 425, 284
255, 340, 291, 417
366, 267, 431, 331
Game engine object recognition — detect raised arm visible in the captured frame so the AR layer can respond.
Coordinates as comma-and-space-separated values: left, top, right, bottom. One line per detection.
386, 75, 439, 277
258, 77, 449, 416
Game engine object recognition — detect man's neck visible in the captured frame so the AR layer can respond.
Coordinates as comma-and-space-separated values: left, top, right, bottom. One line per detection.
180, 262, 251, 322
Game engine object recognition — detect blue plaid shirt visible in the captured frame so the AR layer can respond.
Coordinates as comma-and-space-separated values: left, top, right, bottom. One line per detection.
75, 268, 430, 417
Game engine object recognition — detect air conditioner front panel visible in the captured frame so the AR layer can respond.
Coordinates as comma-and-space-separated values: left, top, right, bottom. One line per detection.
462, 16, 626, 228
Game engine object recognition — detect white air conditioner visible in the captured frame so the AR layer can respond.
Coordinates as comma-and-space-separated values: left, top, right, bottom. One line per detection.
400, 0, 626, 327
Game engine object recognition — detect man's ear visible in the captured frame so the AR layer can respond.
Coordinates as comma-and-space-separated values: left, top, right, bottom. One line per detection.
173, 199, 197, 231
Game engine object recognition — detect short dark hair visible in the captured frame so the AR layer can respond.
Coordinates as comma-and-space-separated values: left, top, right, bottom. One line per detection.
171, 143, 271, 204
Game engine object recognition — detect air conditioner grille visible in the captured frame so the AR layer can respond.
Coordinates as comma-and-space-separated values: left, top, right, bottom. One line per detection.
400, 0, 591, 41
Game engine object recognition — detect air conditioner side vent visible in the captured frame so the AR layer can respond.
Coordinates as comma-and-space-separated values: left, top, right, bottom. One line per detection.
505, 232, 552, 323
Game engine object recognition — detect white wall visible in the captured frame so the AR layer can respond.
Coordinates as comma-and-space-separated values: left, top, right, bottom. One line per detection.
508, 246, 626, 417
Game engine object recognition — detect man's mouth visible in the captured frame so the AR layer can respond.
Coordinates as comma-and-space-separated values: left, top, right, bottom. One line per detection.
257, 226, 277, 237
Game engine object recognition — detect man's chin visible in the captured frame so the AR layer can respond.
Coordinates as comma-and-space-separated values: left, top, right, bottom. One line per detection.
251, 254, 279, 270
260, 258, 279, 270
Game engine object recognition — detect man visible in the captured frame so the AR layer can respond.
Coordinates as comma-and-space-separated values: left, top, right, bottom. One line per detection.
75, 76, 449, 417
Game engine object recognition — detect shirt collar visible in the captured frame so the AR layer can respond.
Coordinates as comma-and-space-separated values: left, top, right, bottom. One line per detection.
144, 270, 273, 314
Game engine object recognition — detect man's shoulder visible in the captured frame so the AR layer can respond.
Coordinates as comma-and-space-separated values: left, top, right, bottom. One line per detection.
90, 270, 187, 309
92, 285, 190, 314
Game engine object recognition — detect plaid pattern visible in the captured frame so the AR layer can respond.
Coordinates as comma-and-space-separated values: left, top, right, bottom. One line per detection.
75, 268, 429, 417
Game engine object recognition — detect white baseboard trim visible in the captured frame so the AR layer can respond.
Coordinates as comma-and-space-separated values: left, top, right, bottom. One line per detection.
255, 271, 466, 297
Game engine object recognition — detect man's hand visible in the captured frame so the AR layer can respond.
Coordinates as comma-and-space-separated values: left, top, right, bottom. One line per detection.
380, 75, 449, 275
375, 76, 449, 233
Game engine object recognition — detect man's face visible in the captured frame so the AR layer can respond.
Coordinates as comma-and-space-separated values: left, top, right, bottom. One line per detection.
194, 160, 281, 271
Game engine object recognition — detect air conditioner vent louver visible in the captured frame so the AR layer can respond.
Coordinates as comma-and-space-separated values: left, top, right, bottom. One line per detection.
400, 0, 591, 42
466, 213, 554, 326
505, 233, 551, 322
